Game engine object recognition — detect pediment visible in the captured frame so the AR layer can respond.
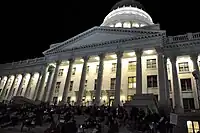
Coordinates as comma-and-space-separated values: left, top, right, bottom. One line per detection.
43, 26, 164, 55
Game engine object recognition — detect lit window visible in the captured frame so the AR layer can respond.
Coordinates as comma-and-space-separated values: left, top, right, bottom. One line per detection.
181, 78, 192, 91
69, 81, 73, 91
147, 59, 157, 69
72, 67, 76, 75
132, 22, 139, 27
179, 62, 189, 72
127, 95, 133, 101
128, 77, 136, 89
128, 61, 136, 72
110, 78, 116, 90
58, 69, 64, 76
115, 22, 122, 27
147, 75, 157, 88
187, 121, 199, 133
111, 63, 117, 72
123, 22, 131, 28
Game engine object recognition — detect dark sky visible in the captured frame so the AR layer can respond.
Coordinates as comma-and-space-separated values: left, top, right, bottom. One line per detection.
1, 0, 199, 64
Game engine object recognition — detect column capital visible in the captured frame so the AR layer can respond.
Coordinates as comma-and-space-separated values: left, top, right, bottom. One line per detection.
155, 46, 164, 55
135, 48, 143, 57
169, 55, 177, 63
190, 53, 199, 61
68, 58, 75, 64
83, 56, 90, 61
56, 60, 62, 65
98, 53, 105, 60
115, 51, 123, 58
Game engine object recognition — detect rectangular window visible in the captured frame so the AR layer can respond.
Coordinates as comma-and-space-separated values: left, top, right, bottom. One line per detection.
72, 67, 76, 75
181, 78, 192, 91
187, 121, 200, 133
183, 98, 195, 110
110, 78, 116, 90
178, 62, 189, 72
147, 75, 158, 88
58, 69, 64, 76
55, 82, 61, 93
94, 79, 97, 90
86, 66, 90, 74
128, 76, 136, 89
128, 61, 136, 72
69, 81, 73, 91
96, 65, 99, 73
146, 59, 156, 69
111, 63, 117, 72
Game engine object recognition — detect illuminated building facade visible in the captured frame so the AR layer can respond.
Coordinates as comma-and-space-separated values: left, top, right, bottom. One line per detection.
0, 0, 200, 115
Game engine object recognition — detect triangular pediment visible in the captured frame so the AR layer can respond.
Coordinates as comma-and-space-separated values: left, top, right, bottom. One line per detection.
43, 26, 164, 55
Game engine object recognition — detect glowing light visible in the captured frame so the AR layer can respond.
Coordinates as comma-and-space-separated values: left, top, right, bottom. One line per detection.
80, 59, 84, 62
71, 96, 76, 102
115, 22, 122, 27
110, 54, 117, 59
144, 50, 154, 54
128, 52, 135, 56
86, 96, 91, 101
123, 22, 131, 28
102, 96, 107, 101
109, 24, 114, 27
94, 57, 99, 61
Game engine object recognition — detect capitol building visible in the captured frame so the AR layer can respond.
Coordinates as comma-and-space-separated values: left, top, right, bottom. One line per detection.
0, 0, 200, 115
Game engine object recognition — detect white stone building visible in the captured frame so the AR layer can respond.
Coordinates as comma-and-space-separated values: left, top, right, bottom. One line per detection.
0, 0, 200, 114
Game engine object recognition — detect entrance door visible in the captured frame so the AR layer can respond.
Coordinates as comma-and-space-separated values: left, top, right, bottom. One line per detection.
109, 96, 114, 106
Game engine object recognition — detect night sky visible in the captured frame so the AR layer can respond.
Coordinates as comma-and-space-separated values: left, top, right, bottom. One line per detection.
1, 0, 199, 64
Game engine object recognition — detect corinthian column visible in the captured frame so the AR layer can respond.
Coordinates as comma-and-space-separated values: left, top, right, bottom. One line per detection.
47, 60, 62, 102
114, 51, 123, 106
24, 73, 34, 98
190, 53, 200, 109
77, 56, 89, 105
7, 75, 17, 100
135, 49, 143, 94
95, 54, 105, 105
42, 66, 55, 102
16, 74, 26, 96
170, 56, 183, 113
35, 65, 48, 101
62, 59, 75, 103
156, 47, 167, 105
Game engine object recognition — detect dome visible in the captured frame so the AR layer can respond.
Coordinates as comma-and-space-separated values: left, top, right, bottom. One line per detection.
111, 0, 145, 11
101, 0, 153, 28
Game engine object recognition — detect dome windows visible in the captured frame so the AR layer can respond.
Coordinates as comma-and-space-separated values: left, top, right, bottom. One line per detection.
123, 22, 131, 28
115, 22, 122, 27
132, 22, 139, 27
108, 21, 147, 28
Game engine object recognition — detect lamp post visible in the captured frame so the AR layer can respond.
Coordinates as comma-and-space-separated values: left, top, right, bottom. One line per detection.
192, 70, 200, 108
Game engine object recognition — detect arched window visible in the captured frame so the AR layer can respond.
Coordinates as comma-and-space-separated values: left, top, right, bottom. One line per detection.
115, 22, 122, 27
123, 22, 131, 28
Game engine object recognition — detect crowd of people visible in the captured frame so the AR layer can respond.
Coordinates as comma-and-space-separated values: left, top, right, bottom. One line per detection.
0, 100, 174, 133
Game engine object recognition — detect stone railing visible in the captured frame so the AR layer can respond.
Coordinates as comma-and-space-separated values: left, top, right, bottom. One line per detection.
0, 57, 46, 69
166, 32, 200, 44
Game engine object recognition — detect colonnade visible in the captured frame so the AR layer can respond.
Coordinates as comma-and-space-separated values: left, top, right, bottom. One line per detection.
0, 50, 199, 113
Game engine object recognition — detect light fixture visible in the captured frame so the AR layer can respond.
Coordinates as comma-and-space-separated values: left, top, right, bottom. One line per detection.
128, 52, 135, 56
144, 50, 154, 54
